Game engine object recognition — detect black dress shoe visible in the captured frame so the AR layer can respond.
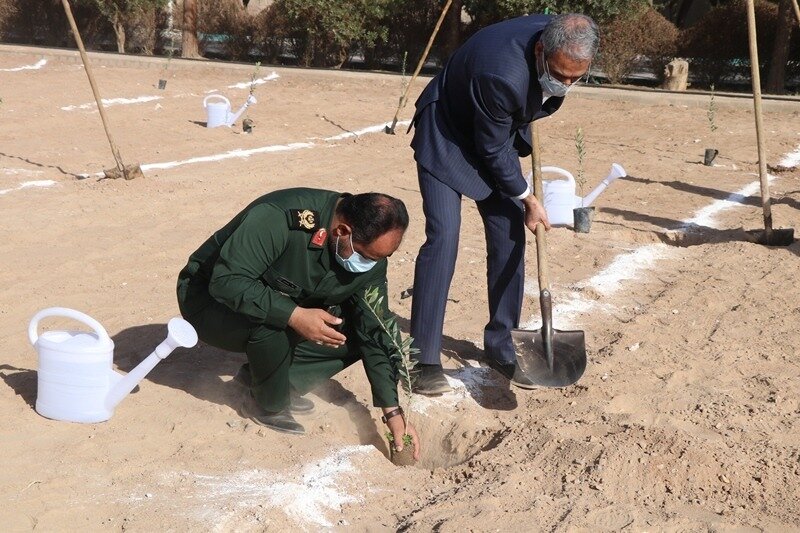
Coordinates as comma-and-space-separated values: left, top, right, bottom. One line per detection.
233, 364, 315, 413
485, 359, 539, 390
411, 364, 453, 395
240, 394, 305, 435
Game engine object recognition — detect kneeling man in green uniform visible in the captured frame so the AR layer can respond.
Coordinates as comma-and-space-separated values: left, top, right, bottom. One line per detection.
177, 187, 419, 459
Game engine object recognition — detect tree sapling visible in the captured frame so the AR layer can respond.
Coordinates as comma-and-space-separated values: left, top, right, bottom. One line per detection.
362, 286, 418, 466
704, 84, 719, 165
572, 127, 594, 233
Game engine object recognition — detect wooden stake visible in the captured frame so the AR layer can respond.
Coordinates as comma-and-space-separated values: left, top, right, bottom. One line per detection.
745, 0, 772, 237
61, 0, 143, 179
385, 0, 454, 134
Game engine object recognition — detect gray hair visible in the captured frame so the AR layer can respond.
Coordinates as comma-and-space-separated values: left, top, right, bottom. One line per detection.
541, 14, 599, 62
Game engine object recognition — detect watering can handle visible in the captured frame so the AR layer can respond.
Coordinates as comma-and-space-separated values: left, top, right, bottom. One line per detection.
203, 94, 230, 108
540, 166, 575, 184
28, 307, 111, 346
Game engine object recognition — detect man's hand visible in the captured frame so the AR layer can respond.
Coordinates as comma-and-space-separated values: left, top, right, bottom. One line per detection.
522, 195, 551, 234
383, 407, 421, 461
287, 307, 346, 347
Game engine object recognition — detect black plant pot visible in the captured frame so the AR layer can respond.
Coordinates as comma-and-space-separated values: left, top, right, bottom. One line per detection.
703, 148, 718, 166
157, 79, 167, 90
573, 206, 595, 233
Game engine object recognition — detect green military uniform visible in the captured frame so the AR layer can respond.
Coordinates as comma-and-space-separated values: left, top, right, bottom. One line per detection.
176, 187, 399, 412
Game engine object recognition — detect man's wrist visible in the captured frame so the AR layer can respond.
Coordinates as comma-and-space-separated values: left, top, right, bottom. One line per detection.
513, 185, 532, 201
380, 407, 404, 424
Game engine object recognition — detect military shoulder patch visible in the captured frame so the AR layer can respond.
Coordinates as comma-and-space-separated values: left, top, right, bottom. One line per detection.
288, 209, 319, 231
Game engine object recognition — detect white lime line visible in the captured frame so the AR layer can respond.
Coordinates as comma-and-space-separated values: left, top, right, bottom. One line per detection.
323, 122, 393, 141
170, 445, 373, 529
523, 145, 800, 328
79, 120, 410, 177
0, 180, 57, 196
1, 58, 47, 72
61, 95, 163, 111
227, 72, 280, 89
1, 168, 44, 177
141, 142, 315, 171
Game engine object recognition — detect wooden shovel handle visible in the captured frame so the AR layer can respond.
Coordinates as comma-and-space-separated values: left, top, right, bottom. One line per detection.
530, 121, 550, 291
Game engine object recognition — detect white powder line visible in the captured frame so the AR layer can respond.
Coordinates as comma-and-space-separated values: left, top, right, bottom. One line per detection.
523, 145, 800, 328
79, 120, 408, 177
61, 95, 163, 111
175, 445, 373, 529
227, 72, 280, 89
682, 176, 768, 228
413, 366, 499, 414
1, 168, 44, 177
0, 180, 57, 196
0, 58, 47, 72
779, 145, 800, 168
141, 142, 315, 171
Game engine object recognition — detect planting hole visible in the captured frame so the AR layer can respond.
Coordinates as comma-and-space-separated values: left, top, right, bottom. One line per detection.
409, 409, 506, 469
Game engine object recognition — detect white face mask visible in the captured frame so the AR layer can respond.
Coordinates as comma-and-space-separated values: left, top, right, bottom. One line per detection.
335, 235, 377, 273
537, 53, 576, 98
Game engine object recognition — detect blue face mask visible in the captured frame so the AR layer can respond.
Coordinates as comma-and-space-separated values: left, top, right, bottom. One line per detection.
537, 53, 575, 98
335, 235, 377, 273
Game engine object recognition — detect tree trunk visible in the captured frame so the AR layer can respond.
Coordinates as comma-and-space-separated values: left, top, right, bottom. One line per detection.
182, 0, 201, 58
441, 0, 462, 61
765, 0, 793, 94
112, 11, 125, 53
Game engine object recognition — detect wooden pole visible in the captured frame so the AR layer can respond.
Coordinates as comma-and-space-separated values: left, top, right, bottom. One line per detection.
61, 0, 142, 179
792, 0, 800, 27
745, 0, 773, 237
385, 0, 454, 134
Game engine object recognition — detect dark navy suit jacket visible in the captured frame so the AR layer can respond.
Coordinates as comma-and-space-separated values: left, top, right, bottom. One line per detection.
410, 15, 564, 201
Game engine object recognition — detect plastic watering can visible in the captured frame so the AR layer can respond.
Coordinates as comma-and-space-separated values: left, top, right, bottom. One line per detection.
29, 308, 198, 423
534, 163, 627, 226
203, 94, 257, 128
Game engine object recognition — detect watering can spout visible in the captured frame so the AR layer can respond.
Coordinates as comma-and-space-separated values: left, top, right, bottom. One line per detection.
581, 163, 626, 207
228, 94, 257, 126
104, 318, 198, 410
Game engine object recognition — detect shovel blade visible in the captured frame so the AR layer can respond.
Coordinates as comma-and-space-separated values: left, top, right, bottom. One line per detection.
511, 328, 587, 388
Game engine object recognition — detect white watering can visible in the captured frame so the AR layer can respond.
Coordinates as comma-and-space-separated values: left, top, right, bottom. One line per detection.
531, 163, 627, 226
203, 93, 257, 128
28, 308, 198, 423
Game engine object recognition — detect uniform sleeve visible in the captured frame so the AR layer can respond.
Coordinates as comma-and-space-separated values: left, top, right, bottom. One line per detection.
345, 270, 400, 407
207, 204, 297, 328
471, 73, 529, 198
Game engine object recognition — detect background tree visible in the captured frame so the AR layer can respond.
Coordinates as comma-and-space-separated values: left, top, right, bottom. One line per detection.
182, 0, 201, 57
766, 0, 796, 94
264, 0, 391, 68
77, 0, 167, 53
462, 0, 647, 27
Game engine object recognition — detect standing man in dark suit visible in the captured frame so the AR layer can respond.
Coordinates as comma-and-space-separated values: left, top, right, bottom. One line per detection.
408, 14, 599, 393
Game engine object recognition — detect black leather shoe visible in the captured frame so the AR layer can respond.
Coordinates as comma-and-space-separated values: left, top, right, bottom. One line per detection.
485, 359, 539, 389
411, 364, 453, 395
241, 394, 305, 435
233, 364, 315, 413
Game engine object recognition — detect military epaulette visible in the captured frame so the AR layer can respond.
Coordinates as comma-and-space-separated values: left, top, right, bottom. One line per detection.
288, 209, 319, 232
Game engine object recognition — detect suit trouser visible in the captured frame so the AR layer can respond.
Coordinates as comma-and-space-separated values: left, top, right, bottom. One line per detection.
410, 164, 526, 365
177, 275, 359, 412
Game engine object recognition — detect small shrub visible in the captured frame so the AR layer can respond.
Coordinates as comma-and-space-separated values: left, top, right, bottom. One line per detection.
597, 7, 678, 85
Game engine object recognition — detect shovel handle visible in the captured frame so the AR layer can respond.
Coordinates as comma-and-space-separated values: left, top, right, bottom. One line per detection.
530, 122, 550, 291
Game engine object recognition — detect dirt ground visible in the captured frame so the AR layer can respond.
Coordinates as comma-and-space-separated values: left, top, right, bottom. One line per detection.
1, 48, 799, 532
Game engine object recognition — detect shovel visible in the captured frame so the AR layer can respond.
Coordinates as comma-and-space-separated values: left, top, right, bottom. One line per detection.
742, 0, 794, 246
510, 122, 587, 388
62, 0, 144, 180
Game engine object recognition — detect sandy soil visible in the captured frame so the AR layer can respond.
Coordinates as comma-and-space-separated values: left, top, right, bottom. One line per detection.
1, 48, 799, 532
